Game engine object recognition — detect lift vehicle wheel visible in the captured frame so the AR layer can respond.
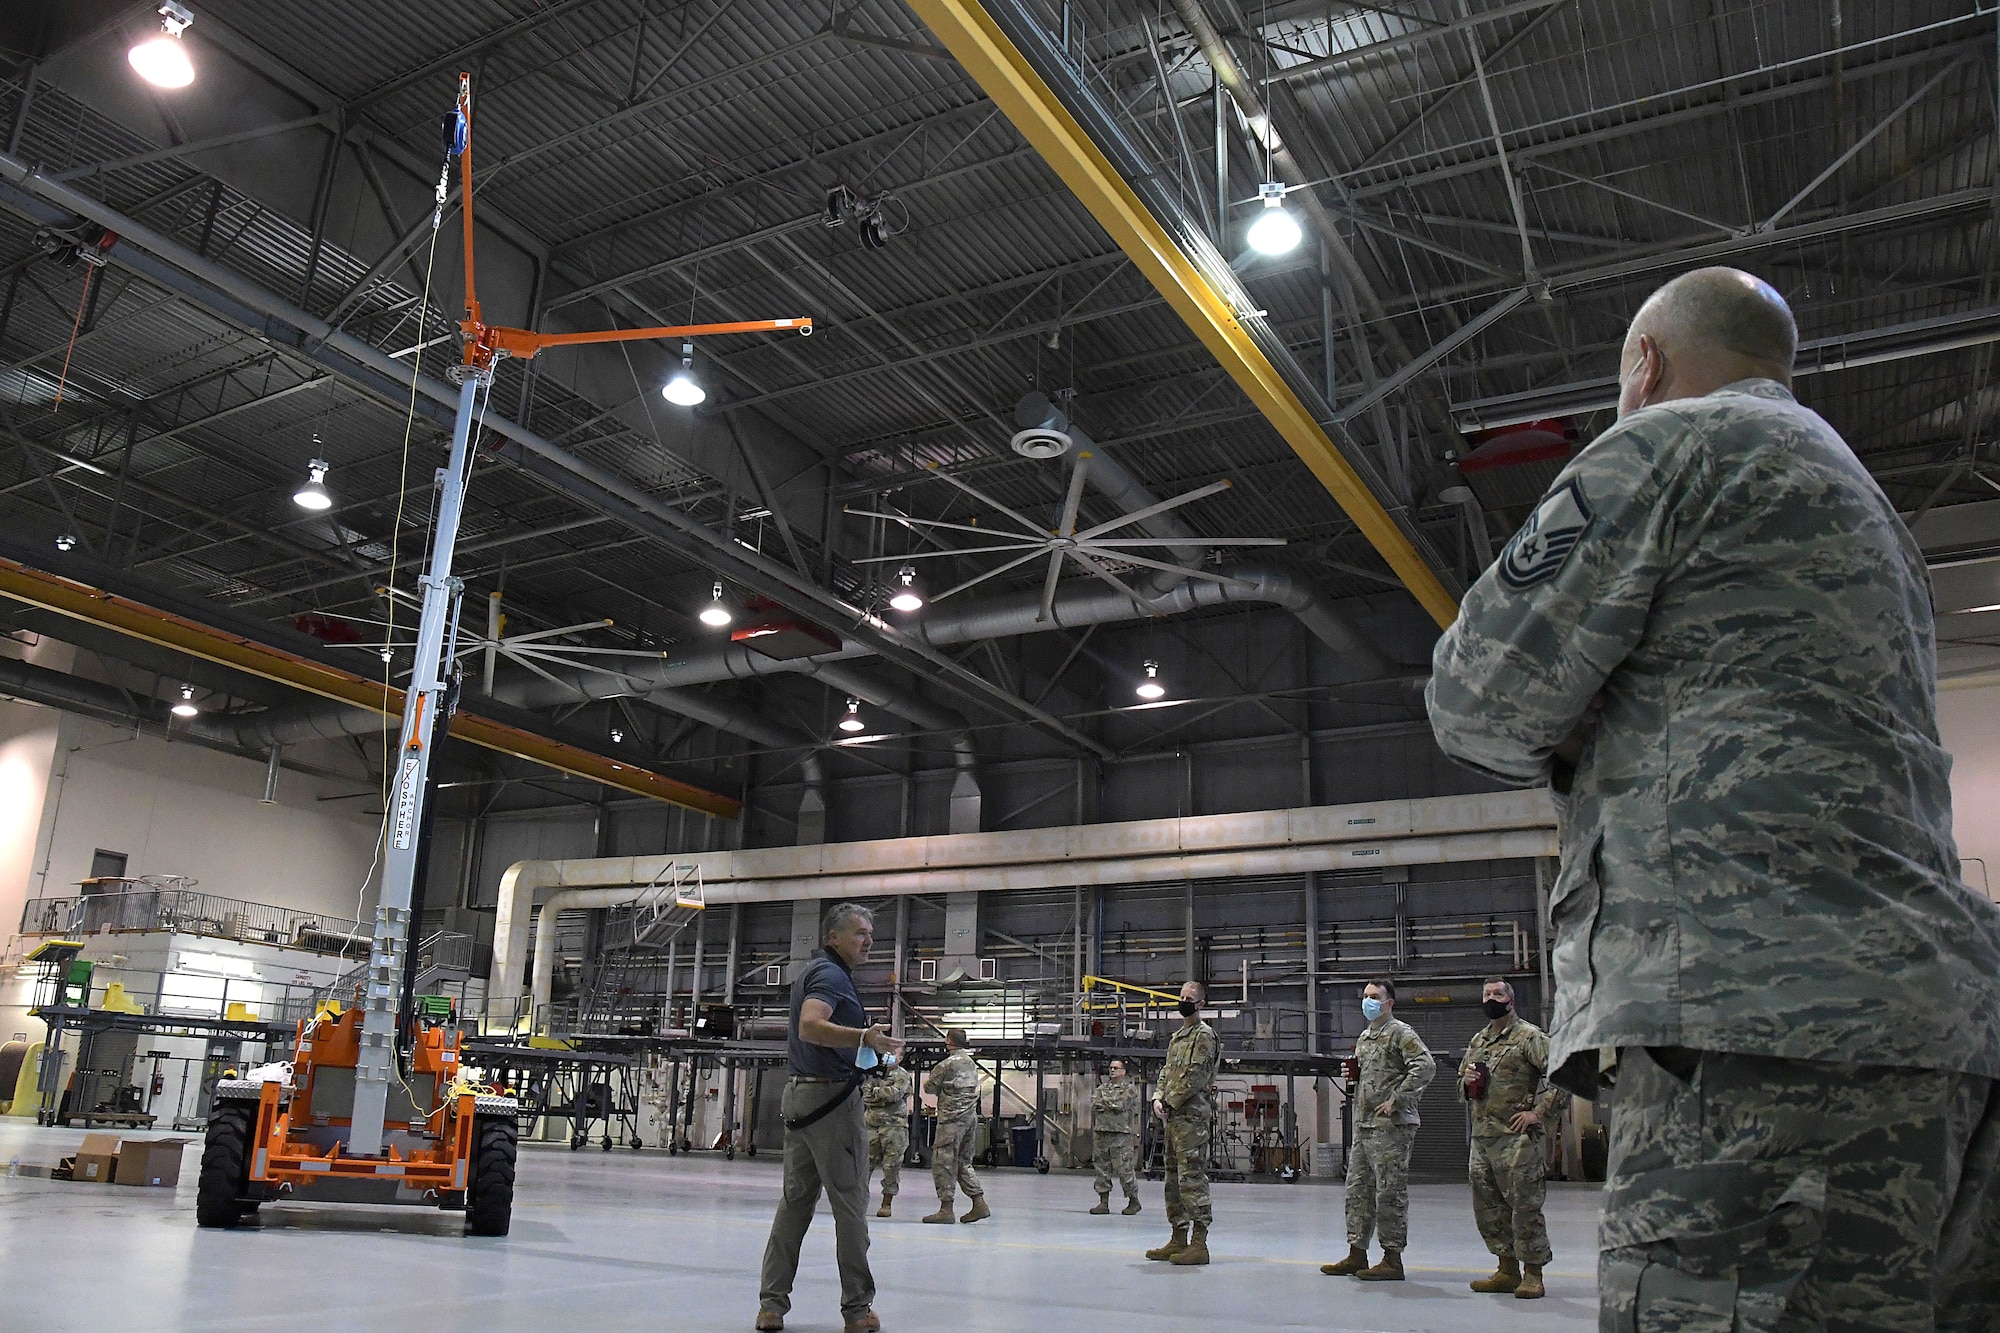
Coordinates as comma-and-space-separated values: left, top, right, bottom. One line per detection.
467, 1116, 517, 1237
196, 1101, 260, 1229
570, 1133, 585, 1151
668, 1140, 679, 1156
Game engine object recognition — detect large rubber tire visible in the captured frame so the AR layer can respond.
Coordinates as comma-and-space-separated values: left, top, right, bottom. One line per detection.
466, 1116, 517, 1237
196, 1102, 257, 1229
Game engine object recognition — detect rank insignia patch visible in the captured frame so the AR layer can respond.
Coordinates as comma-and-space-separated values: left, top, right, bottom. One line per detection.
1497, 478, 1592, 590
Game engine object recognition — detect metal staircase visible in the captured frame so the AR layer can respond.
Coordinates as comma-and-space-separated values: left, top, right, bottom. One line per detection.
554, 866, 704, 1037
283, 931, 474, 1025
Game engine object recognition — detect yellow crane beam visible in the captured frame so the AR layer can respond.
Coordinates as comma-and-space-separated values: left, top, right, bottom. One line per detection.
905, 0, 1460, 628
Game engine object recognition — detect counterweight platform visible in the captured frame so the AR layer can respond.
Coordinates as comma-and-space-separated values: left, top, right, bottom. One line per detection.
0, 1119, 1600, 1331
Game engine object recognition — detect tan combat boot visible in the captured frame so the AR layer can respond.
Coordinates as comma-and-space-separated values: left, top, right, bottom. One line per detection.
1320, 1244, 1369, 1276
960, 1195, 991, 1223
1121, 1196, 1142, 1216
1515, 1263, 1545, 1299
1357, 1249, 1405, 1281
1089, 1194, 1110, 1215
1169, 1223, 1210, 1265
921, 1199, 956, 1224
876, 1192, 892, 1219
754, 1314, 783, 1332
1470, 1255, 1521, 1293
1145, 1224, 1188, 1260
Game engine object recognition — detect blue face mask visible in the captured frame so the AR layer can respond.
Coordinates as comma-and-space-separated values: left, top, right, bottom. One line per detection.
856, 1043, 878, 1071
1361, 997, 1383, 1022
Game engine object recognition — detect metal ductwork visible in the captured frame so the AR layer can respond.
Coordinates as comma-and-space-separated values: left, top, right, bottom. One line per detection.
804, 660, 980, 834
492, 788, 1557, 1023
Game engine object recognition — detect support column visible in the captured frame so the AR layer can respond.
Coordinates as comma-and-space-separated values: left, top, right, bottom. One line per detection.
1534, 857, 1554, 1025
1183, 881, 1196, 982
1304, 872, 1320, 1053
892, 896, 909, 1039
723, 903, 741, 1006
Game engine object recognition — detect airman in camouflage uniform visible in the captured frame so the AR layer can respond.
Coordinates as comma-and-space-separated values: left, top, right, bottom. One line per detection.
1089, 1058, 1142, 1215
1323, 979, 1435, 1283
1145, 980, 1220, 1266
1462, 978, 1567, 1300
862, 1062, 913, 1218
922, 1028, 990, 1224
1428, 268, 2000, 1329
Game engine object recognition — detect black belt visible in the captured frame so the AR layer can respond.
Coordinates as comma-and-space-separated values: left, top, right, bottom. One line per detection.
784, 1072, 863, 1130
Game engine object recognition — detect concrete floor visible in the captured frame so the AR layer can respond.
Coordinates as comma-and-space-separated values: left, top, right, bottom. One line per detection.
0, 1121, 1601, 1331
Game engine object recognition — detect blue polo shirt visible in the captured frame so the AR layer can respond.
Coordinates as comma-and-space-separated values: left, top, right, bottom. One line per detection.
788, 947, 869, 1078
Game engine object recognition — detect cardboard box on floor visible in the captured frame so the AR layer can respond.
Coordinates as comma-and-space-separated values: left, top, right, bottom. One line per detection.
70, 1133, 121, 1183
115, 1138, 189, 1187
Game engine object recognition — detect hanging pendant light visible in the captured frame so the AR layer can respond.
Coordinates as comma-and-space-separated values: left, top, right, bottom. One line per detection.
293, 446, 333, 511
1247, 182, 1302, 256
129, 3, 195, 89
1135, 660, 1167, 701
663, 341, 706, 406
171, 684, 200, 718
887, 564, 925, 613
837, 698, 866, 733
698, 580, 733, 628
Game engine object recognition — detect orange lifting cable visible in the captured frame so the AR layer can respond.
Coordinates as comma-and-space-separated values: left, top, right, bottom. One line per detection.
448, 72, 811, 375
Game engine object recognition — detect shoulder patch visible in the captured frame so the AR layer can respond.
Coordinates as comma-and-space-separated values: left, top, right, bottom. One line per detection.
1497, 477, 1593, 589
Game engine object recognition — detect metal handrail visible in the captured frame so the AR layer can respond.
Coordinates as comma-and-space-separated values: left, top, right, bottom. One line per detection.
19, 888, 362, 954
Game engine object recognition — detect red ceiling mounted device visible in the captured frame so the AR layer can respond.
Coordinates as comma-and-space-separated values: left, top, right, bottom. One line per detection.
730, 597, 841, 661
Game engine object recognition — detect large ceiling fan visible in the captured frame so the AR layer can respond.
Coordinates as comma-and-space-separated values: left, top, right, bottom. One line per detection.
849, 453, 1284, 621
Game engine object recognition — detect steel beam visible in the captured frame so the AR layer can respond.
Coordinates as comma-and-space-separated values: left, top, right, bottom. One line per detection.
906, 0, 1460, 627
0, 554, 738, 815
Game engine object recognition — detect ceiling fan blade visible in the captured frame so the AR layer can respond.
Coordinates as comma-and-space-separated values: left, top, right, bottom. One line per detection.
1036, 551, 1063, 622
1072, 478, 1232, 540
1069, 550, 1163, 614
1057, 453, 1090, 537
931, 547, 1050, 603
919, 461, 1051, 536
1086, 536, 1285, 547
851, 540, 1042, 563
843, 508, 1038, 540
1076, 548, 1259, 589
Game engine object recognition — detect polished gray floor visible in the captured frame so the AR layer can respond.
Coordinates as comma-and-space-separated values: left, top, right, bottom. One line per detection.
0, 1121, 1600, 1331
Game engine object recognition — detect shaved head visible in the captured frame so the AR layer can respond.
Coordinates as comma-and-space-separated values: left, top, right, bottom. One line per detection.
1618, 268, 1797, 418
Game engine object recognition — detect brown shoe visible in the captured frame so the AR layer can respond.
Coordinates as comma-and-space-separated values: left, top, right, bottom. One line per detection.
1121, 1197, 1142, 1216
1515, 1263, 1545, 1299
844, 1314, 881, 1333
1320, 1244, 1369, 1276
754, 1315, 783, 1332
960, 1195, 990, 1223
1471, 1255, 1521, 1293
1168, 1223, 1210, 1265
1145, 1224, 1188, 1260
876, 1193, 892, 1219
1357, 1250, 1404, 1281
1089, 1196, 1110, 1215
921, 1203, 956, 1224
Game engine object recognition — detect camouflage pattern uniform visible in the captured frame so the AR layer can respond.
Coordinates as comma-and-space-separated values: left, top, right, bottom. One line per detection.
1091, 1077, 1142, 1203
1462, 1016, 1567, 1265
924, 1049, 985, 1206
862, 1064, 914, 1199
1347, 1016, 1435, 1252
1429, 378, 2000, 1328
1158, 1019, 1220, 1227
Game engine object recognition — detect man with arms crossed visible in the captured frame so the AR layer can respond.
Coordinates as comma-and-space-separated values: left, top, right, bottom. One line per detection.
1429, 267, 2000, 1327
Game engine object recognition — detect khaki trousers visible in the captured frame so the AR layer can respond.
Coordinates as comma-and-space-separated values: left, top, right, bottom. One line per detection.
758, 1078, 874, 1321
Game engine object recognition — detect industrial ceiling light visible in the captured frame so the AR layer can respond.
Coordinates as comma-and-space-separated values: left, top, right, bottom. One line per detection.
293, 448, 333, 511
171, 684, 199, 718
54, 533, 76, 552
1135, 660, 1167, 701
1246, 182, 1302, 256
837, 698, 865, 733
698, 580, 733, 628
662, 342, 706, 406
887, 564, 925, 613
129, 3, 196, 89
609, 726, 625, 744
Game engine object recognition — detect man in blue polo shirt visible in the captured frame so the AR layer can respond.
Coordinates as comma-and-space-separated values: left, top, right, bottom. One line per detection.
757, 902, 904, 1333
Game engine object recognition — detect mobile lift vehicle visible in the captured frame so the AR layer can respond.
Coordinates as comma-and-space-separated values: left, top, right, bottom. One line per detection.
195, 72, 809, 1235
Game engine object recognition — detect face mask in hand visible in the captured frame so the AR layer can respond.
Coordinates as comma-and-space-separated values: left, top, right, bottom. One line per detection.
1178, 998, 1198, 1017
1361, 997, 1383, 1022
1483, 999, 1512, 1020
855, 1042, 879, 1071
